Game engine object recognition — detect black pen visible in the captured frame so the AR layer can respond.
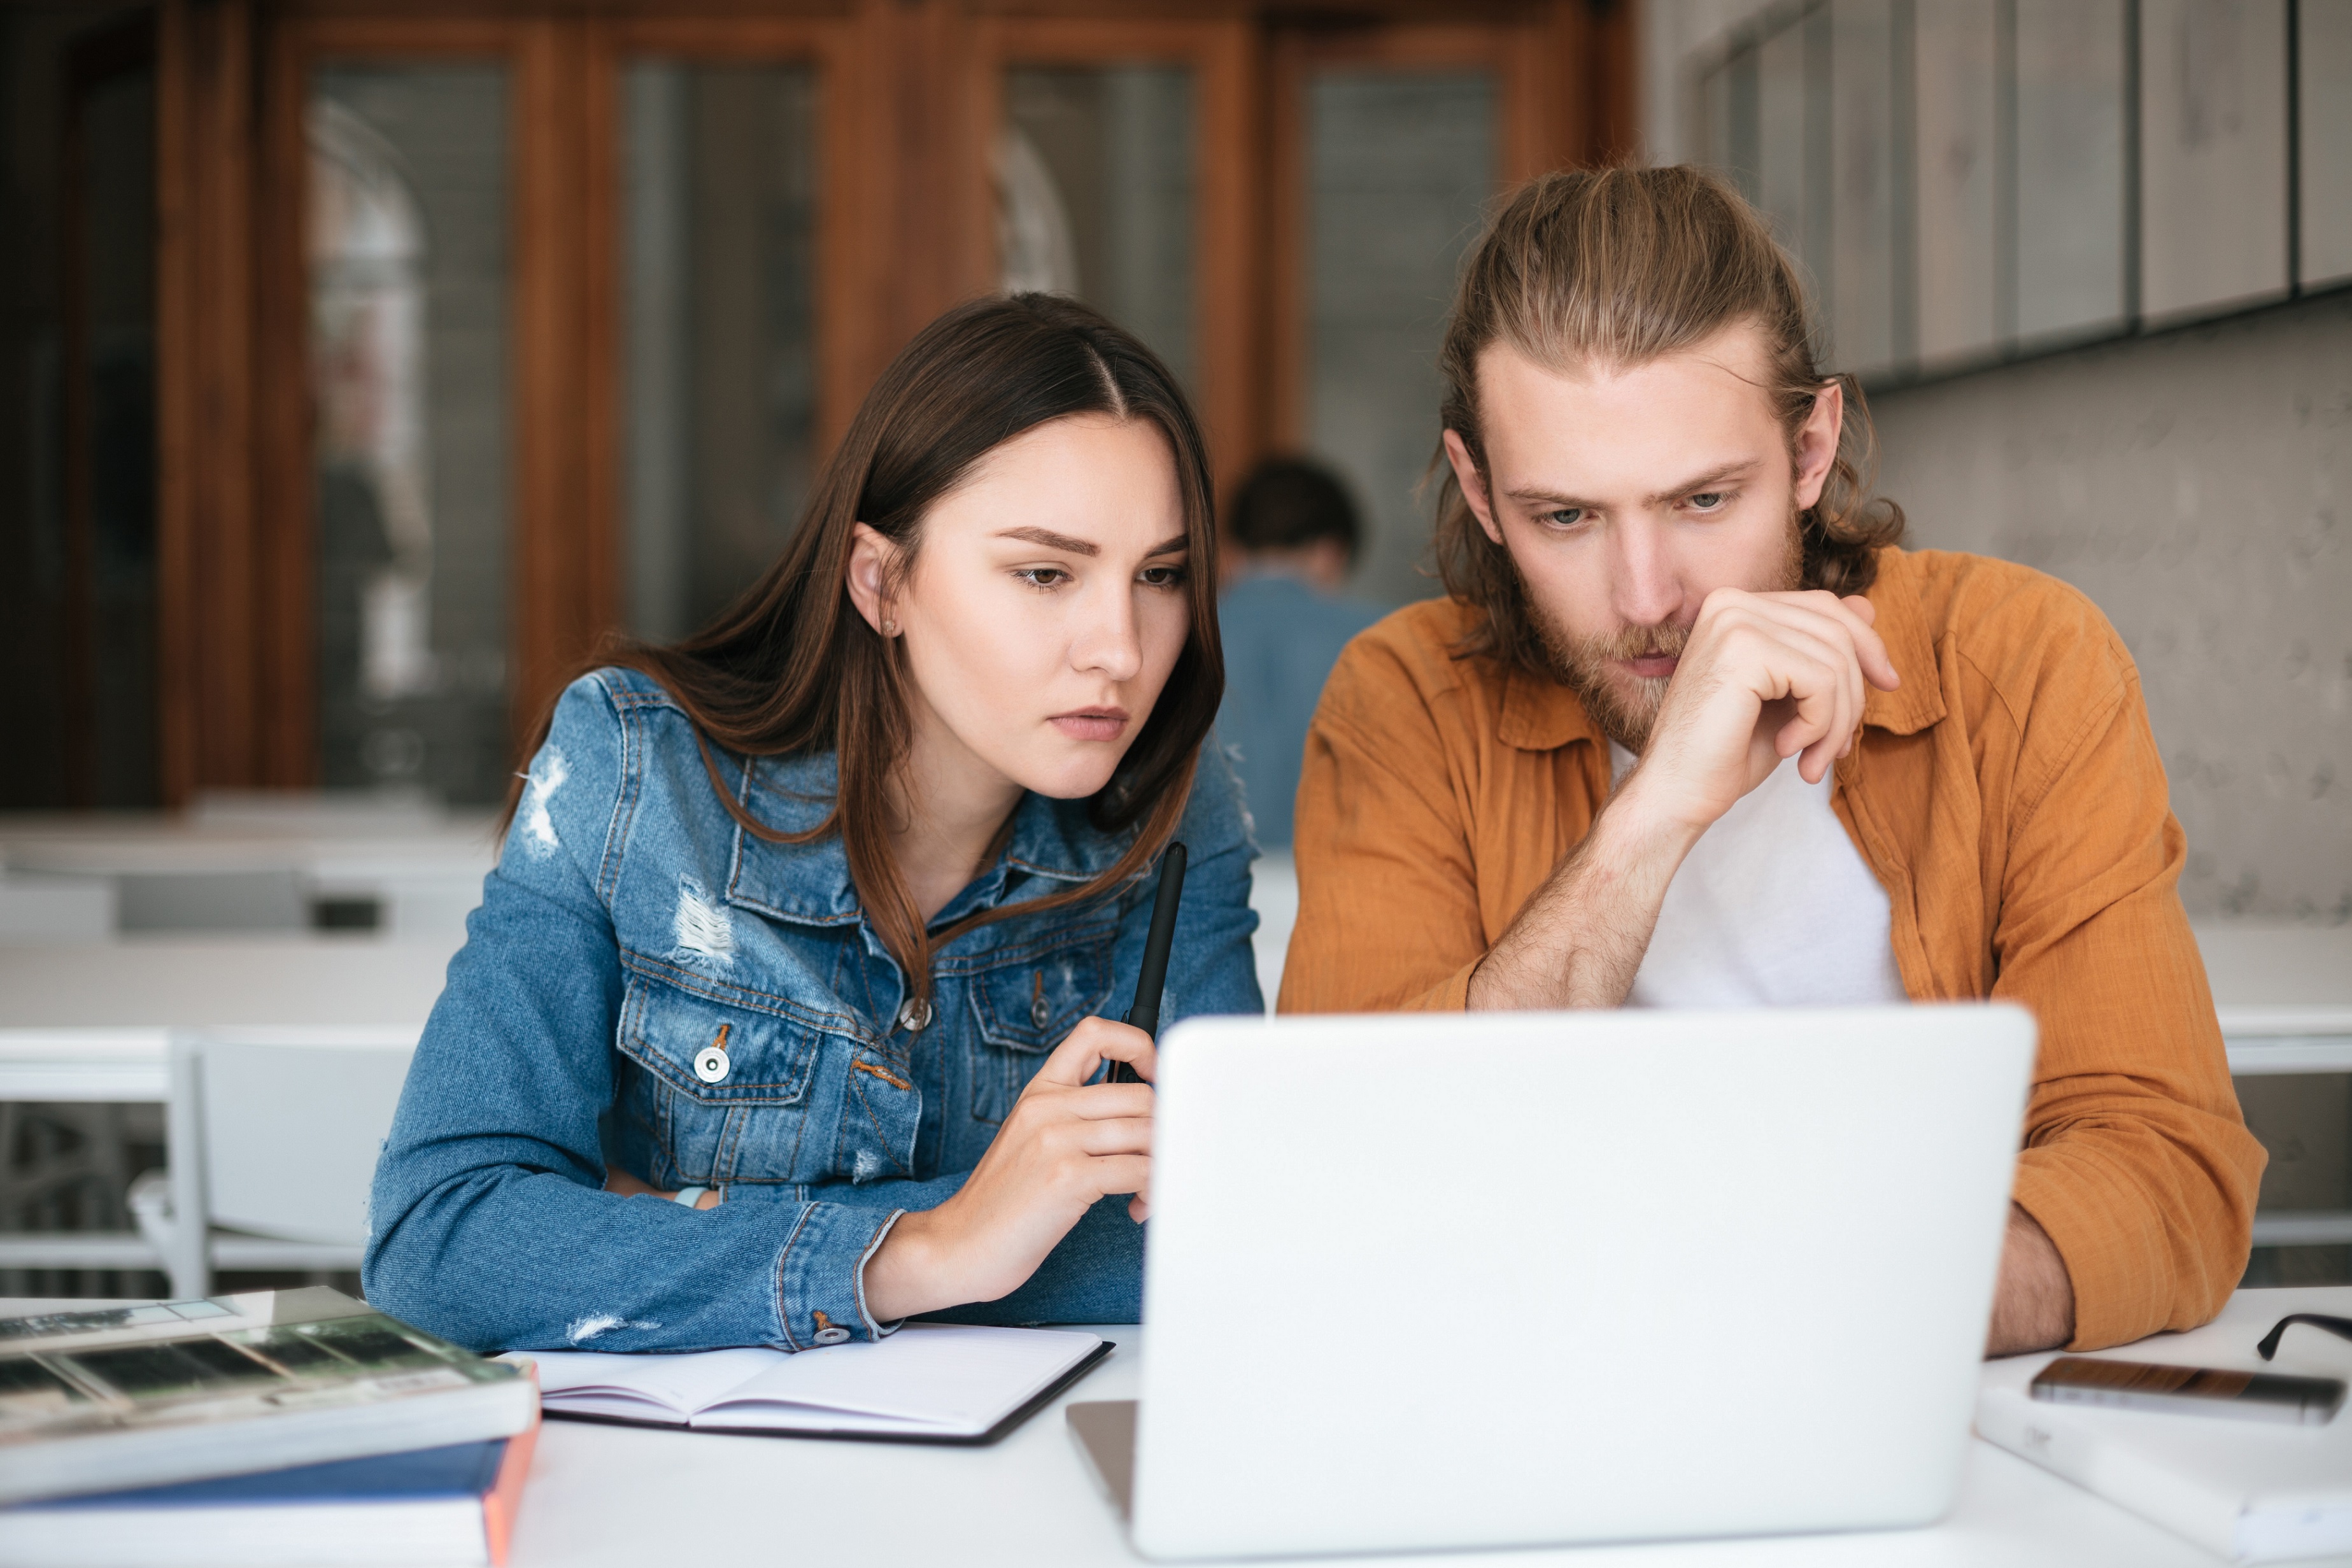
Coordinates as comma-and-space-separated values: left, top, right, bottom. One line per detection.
1109, 841, 1186, 1084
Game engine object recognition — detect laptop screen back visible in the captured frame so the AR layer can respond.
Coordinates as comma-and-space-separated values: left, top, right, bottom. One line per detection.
1131, 1005, 2035, 1560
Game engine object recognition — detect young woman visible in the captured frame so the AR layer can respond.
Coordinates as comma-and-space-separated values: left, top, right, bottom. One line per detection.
364, 296, 1261, 1353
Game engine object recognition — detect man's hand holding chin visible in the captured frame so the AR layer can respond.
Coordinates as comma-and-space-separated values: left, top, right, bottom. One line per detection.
1467, 585, 1899, 1014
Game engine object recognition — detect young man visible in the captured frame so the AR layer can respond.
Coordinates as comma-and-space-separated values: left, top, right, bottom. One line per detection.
1281, 167, 2262, 1356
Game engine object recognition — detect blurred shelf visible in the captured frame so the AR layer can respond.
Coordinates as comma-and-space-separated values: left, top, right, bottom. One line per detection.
2249, 1212, 2352, 1248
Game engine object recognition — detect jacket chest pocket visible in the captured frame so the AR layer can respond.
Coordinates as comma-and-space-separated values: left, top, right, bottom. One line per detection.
966, 936, 1116, 1124
616, 979, 837, 1185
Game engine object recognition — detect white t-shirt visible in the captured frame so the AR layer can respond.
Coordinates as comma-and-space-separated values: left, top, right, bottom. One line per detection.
1610, 742, 1908, 1008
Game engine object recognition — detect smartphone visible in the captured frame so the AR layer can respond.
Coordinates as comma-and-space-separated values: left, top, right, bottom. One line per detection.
2030, 1356, 2345, 1426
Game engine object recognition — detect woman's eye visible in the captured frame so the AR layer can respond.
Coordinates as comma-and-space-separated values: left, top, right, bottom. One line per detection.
1539, 507, 1586, 528
1139, 564, 1188, 589
1686, 491, 1728, 512
1015, 567, 1069, 590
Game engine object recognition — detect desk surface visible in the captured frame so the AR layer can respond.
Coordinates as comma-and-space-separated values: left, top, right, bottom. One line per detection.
4, 1290, 2345, 1566
0, 939, 453, 1029
521, 1286, 2352, 1567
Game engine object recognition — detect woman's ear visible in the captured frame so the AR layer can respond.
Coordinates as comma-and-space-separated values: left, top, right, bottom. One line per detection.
1792, 380, 1846, 511
845, 523, 899, 636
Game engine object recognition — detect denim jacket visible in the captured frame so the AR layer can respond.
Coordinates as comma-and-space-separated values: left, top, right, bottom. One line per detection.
363, 668, 1261, 1354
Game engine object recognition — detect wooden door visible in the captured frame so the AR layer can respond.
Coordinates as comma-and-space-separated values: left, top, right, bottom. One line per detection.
143, 0, 1634, 807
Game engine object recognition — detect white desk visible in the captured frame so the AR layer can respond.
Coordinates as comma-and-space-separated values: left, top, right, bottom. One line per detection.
2207, 925, 2352, 1075
0, 812, 494, 944
11, 1285, 2341, 1567
0, 939, 450, 1101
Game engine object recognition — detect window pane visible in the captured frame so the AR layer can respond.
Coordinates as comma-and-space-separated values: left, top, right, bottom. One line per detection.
1000, 65, 1196, 388
623, 62, 819, 642
1913, 0, 1998, 367
1829, 0, 1900, 378
1756, 26, 1814, 285
309, 65, 511, 805
2299, 0, 2352, 288
1306, 70, 1495, 607
2139, 0, 2290, 323
1697, 45, 1755, 199
2015, 0, 2129, 342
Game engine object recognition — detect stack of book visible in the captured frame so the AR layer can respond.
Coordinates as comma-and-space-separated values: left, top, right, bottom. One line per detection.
0, 1287, 541, 1567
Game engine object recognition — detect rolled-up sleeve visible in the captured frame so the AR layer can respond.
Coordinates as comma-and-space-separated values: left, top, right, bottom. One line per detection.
1991, 656, 2265, 1350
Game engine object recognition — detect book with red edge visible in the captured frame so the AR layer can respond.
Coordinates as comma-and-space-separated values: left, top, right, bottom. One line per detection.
0, 1395, 539, 1568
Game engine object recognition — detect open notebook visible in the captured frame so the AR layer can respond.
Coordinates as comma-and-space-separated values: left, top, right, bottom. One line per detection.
513, 1324, 1110, 1446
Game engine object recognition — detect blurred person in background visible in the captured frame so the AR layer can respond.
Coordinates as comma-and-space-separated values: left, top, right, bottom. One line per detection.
1216, 458, 1384, 846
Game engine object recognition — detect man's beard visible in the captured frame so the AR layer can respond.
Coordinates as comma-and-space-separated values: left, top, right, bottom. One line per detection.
1524, 512, 1806, 754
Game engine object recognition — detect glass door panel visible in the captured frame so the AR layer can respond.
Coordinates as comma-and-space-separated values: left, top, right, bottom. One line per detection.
308, 63, 512, 805
1304, 69, 1495, 607
623, 62, 820, 642
997, 64, 1197, 389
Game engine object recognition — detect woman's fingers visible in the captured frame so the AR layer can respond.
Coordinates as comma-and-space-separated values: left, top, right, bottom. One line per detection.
1089, 1154, 1152, 1198
1065, 1114, 1154, 1156
1035, 1014, 1158, 1088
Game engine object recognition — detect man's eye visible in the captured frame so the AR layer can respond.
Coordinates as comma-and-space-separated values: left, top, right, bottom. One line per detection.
1687, 491, 1728, 511
1139, 564, 1189, 589
1539, 507, 1585, 528
1015, 567, 1068, 589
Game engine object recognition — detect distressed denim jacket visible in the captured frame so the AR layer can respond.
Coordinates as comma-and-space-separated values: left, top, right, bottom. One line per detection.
363, 668, 1261, 1354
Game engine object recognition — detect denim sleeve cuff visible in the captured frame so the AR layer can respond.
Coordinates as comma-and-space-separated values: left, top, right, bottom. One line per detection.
771, 1200, 906, 1349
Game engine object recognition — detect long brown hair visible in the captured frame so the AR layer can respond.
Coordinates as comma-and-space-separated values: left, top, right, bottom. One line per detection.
1433, 165, 1905, 677
512, 293, 1224, 997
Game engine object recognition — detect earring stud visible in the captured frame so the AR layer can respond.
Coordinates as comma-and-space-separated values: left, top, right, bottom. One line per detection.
881, 619, 898, 637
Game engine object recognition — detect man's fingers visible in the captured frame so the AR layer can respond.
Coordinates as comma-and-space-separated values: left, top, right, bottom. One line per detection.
1740, 590, 1899, 695
1840, 604, 1901, 691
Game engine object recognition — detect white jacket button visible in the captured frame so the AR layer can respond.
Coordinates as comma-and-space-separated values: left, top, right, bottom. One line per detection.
693, 1045, 730, 1084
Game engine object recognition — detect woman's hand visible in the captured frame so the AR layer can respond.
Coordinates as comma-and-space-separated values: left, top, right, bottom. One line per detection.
862, 1015, 1156, 1323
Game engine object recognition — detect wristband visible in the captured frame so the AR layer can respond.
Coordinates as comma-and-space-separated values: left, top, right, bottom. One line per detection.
672, 1185, 712, 1208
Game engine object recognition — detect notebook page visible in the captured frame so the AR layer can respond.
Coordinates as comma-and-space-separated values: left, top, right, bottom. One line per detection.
699, 1325, 1100, 1429
522, 1346, 781, 1422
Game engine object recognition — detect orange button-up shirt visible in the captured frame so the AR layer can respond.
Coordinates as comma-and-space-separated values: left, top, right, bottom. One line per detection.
1281, 546, 2263, 1351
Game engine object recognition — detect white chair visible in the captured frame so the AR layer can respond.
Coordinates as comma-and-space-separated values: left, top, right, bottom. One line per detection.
129, 1028, 417, 1299
1249, 848, 1298, 1014
0, 873, 115, 944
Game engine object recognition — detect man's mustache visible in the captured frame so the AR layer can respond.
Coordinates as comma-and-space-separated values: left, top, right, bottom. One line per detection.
1571, 621, 1694, 667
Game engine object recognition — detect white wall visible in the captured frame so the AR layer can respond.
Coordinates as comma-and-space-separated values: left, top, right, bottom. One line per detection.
1867, 292, 2352, 923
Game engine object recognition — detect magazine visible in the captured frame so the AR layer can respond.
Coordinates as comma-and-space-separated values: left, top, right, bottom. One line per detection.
0, 1288, 536, 1506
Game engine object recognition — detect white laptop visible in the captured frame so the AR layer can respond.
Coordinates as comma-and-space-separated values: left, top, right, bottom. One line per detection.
1070, 1004, 2036, 1560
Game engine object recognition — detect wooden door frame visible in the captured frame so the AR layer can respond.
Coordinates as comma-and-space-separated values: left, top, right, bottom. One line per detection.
964, 16, 1262, 500
150, 0, 1634, 807
1265, 4, 1623, 453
